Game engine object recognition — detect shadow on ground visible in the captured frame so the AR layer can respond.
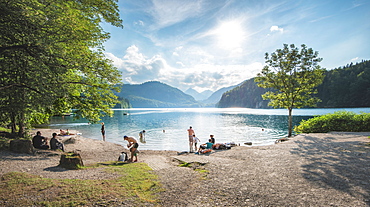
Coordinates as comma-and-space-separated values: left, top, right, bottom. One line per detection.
290, 134, 370, 205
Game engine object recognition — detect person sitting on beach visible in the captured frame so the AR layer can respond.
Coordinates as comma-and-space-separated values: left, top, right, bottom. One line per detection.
59, 129, 75, 136
210, 135, 215, 144
59, 129, 67, 135
50, 133, 65, 152
212, 143, 231, 150
124, 136, 139, 162
32, 131, 49, 150
197, 139, 214, 154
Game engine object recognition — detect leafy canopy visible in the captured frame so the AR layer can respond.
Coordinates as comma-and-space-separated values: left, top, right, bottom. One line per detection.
0, 0, 123, 135
255, 44, 325, 136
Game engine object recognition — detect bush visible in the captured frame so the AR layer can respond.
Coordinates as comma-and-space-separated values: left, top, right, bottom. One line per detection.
294, 111, 370, 133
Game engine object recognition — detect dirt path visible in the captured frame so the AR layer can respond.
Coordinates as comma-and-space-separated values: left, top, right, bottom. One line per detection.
1, 130, 370, 206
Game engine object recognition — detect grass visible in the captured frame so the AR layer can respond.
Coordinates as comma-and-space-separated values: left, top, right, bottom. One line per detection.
178, 161, 209, 179
0, 162, 164, 206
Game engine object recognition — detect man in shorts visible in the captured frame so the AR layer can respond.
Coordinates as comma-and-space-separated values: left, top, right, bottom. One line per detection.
124, 136, 139, 162
187, 126, 195, 152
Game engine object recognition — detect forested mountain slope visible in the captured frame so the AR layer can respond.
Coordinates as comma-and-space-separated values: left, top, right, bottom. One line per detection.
115, 81, 200, 108
216, 78, 270, 108
217, 60, 370, 108
316, 60, 370, 107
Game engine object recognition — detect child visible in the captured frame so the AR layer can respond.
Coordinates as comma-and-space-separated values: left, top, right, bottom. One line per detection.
193, 135, 201, 151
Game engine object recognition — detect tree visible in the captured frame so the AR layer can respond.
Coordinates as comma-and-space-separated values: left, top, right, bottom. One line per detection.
0, 0, 123, 136
255, 44, 325, 137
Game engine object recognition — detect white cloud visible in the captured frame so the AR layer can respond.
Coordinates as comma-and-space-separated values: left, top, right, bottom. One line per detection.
270, 25, 284, 33
351, 57, 359, 62
134, 20, 145, 26
106, 45, 263, 92
176, 62, 185, 67
106, 45, 168, 84
148, 0, 203, 28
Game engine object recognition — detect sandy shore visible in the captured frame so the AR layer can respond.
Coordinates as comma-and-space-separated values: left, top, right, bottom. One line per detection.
1, 129, 370, 206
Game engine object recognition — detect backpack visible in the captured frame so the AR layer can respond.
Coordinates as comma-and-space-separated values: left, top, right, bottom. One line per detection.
118, 152, 128, 161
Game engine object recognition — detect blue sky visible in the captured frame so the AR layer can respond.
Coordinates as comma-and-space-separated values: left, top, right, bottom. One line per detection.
102, 0, 370, 93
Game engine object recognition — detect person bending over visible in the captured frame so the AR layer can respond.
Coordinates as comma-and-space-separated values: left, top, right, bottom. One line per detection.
124, 136, 139, 162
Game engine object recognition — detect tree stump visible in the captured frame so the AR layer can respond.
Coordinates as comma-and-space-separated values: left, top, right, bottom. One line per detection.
9, 139, 34, 154
59, 152, 84, 169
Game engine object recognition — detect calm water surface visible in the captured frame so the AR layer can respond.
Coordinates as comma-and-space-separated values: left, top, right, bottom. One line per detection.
46, 108, 370, 151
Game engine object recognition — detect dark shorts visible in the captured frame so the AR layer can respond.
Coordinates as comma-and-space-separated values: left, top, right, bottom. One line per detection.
133, 143, 139, 148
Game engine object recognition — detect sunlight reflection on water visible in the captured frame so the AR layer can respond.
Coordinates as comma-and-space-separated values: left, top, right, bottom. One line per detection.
46, 107, 370, 151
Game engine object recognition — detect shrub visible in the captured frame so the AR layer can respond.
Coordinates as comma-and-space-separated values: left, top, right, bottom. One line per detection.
294, 111, 370, 133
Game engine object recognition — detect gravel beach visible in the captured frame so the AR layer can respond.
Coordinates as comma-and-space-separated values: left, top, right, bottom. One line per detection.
1, 129, 370, 206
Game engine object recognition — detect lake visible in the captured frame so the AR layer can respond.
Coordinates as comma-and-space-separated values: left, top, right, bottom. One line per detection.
46, 108, 370, 151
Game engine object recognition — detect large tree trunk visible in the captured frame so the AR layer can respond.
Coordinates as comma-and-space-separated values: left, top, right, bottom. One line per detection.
17, 113, 25, 137
288, 108, 293, 137
10, 113, 16, 134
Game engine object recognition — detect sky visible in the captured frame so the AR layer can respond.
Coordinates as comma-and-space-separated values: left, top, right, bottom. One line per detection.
102, 0, 370, 93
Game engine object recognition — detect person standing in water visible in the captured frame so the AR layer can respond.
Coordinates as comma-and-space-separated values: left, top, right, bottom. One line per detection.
139, 130, 145, 139
187, 126, 195, 152
101, 122, 105, 141
139, 130, 146, 143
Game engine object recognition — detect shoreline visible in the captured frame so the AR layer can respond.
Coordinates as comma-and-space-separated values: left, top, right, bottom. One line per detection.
1, 129, 370, 206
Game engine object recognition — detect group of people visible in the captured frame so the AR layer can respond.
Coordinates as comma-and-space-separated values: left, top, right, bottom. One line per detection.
100, 122, 142, 163
32, 131, 65, 151
58, 129, 74, 136
188, 126, 215, 153
188, 126, 229, 154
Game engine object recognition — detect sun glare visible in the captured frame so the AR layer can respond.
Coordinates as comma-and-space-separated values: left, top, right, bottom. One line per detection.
215, 21, 245, 50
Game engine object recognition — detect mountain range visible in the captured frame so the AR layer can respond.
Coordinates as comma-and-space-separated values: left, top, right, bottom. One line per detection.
184, 88, 213, 101
115, 81, 239, 108
115, 81, 201, 108
115, 60, 370, 109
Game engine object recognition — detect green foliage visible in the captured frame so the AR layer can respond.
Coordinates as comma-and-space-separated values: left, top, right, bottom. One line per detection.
0, 0, 123, 135
295, 111, 370, 133
316, 60, 370, 107
255, 44, 325, 137
114, 97, 131, 108
255, 44, 325, 110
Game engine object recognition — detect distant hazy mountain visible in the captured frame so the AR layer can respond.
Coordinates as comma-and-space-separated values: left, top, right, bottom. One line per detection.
202, 82, 242, 105
185, 88, 213, 101
116, 81, 201, 108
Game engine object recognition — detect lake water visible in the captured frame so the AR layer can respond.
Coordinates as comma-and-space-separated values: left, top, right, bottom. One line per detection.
46, 108, 370, 151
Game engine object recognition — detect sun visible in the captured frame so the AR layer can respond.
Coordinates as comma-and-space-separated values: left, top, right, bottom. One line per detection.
214, 20, 245, 50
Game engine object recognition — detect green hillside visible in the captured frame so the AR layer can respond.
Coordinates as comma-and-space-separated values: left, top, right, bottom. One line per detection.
217, 60, 370, 108
316, 60, 370, 107
116, 81, 200, 108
